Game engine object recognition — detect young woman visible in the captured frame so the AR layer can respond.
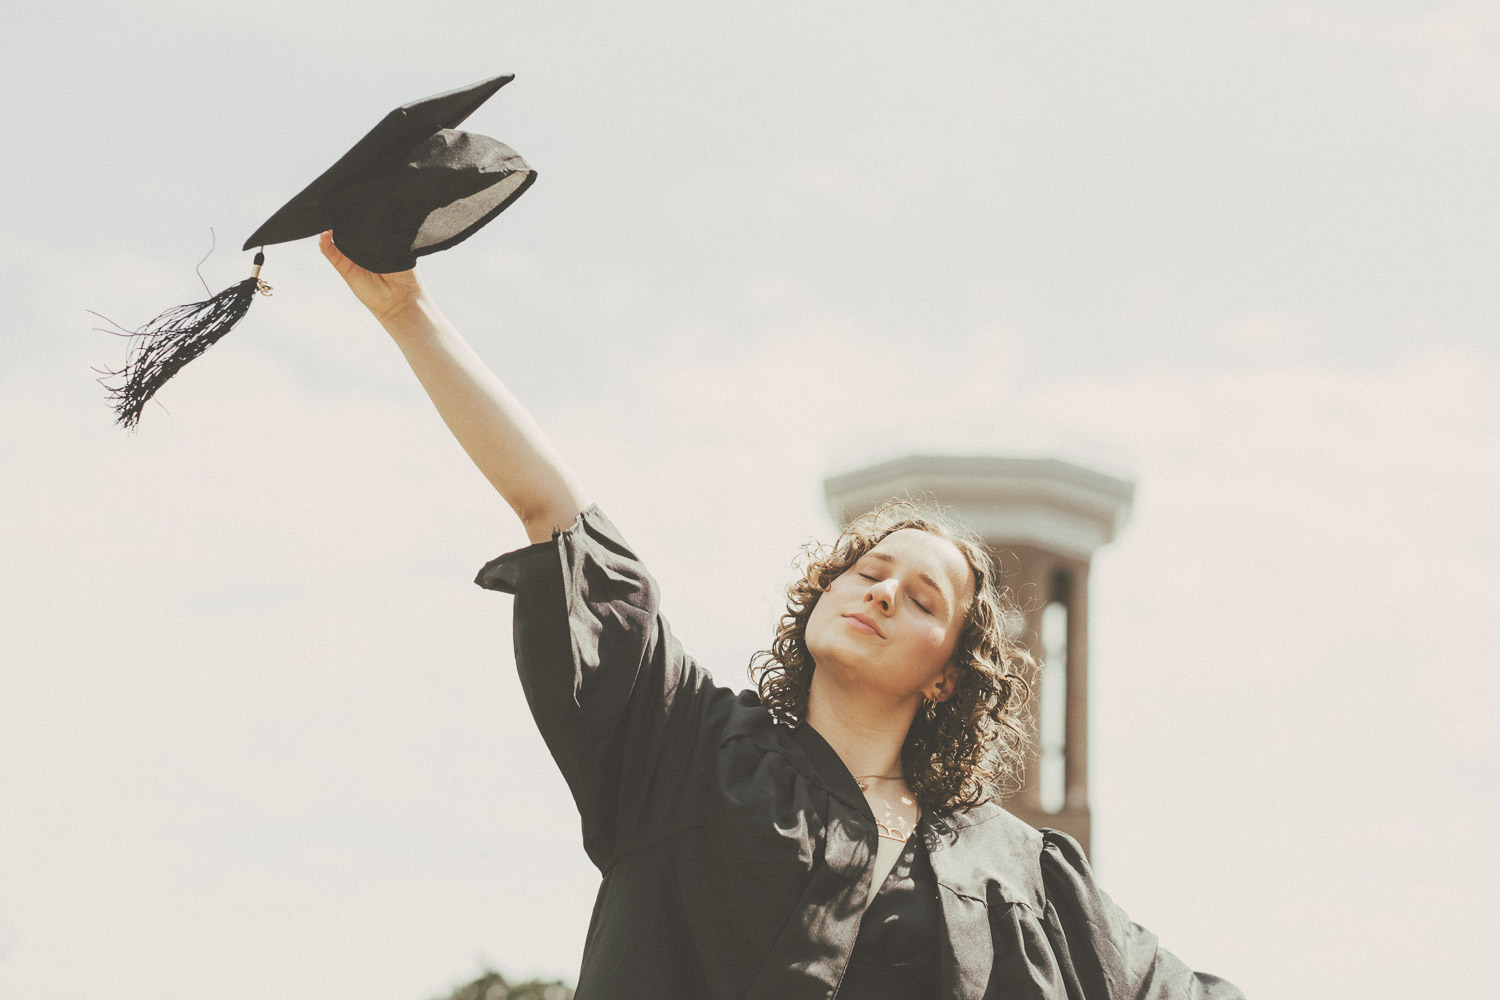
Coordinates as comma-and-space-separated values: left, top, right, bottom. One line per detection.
321, 233, 1244, 999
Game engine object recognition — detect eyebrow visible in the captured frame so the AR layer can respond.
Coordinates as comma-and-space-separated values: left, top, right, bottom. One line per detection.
865, 551, 952, 611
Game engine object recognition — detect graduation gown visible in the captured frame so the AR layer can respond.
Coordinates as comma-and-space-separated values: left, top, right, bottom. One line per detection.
476, 505, 1245, 1000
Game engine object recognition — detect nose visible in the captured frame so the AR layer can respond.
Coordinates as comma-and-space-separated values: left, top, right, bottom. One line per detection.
864, 577, 897, 613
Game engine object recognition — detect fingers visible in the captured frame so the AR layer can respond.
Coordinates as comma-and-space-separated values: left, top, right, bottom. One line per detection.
320, 231, 365, 288
319, 230, 343, 265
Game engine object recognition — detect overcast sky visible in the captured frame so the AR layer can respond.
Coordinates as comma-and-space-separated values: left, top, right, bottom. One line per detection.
3, 2, 1498, 998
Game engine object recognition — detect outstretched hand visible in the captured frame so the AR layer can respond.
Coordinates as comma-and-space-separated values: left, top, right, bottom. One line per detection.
319, 231, 425, 325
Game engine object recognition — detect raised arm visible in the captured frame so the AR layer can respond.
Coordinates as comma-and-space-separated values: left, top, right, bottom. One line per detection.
320, 231, 586, 543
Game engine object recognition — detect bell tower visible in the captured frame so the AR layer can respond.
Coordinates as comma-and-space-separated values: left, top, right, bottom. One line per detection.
823, 454, 1134, 855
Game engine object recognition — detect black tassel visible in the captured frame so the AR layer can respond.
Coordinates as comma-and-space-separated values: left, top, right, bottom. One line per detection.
98, 251, 272, 429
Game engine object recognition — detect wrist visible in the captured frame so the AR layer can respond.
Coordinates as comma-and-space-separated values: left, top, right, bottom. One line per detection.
377, 288, 437, 336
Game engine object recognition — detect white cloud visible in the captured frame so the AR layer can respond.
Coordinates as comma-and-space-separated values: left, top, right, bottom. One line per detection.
1279, 1, 1500, 114
1027, 351, 1500, 993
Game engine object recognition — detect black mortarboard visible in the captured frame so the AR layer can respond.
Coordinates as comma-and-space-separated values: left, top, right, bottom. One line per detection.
100, 74, 535, 429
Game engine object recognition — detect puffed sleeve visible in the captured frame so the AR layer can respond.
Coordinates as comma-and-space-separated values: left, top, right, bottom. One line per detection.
474, 505, 733, 870
1040, 830, 1246, 1000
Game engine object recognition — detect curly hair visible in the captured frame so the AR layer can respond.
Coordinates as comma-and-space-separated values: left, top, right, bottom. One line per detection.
749, 500, 1036, 814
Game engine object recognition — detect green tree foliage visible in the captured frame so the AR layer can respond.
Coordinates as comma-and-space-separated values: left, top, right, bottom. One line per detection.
432, 968, 575, 1000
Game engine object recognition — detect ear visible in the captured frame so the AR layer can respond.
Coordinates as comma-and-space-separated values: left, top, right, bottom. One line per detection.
926, 663, 962, 704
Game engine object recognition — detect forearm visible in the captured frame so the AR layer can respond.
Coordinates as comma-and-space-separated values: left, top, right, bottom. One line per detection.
381, 292, 587, 543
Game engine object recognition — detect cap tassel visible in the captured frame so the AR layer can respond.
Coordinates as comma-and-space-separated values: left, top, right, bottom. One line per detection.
97, 251, 273, 429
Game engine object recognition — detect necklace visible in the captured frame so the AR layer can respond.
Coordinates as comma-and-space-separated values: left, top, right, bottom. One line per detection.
854, 773, 903, 792
856, 774, 916, 842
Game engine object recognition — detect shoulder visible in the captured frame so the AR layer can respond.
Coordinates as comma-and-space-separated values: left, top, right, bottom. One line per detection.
925, 800, 1048, 912
938, 799, 1044, 850
925, 805, 1113, 913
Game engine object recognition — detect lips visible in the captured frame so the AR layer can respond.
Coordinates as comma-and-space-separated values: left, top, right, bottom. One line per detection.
844, 613, 884, 638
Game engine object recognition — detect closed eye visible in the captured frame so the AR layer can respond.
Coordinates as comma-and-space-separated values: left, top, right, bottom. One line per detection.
911, 597, 932, 614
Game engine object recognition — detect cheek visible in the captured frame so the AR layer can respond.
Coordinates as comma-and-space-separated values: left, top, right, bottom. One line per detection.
896, 620, 949, 666
926, 617, 964, 660
924, 623, 954, 657
804, 595, 834, 649
824, 573, 856, 597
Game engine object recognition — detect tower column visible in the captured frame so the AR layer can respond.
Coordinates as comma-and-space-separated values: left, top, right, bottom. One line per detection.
1064, 557, 1090, 815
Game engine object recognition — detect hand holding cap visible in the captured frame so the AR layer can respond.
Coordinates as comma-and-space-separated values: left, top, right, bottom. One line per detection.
100, 74, 535, 429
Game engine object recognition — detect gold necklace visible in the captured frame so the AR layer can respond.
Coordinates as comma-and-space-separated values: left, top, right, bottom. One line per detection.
856, 775, 916, 842
854, 773, 902, 792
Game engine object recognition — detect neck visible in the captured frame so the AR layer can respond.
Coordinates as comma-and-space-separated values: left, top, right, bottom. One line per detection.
804, 671, 917, 781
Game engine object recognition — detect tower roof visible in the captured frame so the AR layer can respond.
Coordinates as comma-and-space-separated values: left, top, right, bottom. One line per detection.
824, 454, 1135, 560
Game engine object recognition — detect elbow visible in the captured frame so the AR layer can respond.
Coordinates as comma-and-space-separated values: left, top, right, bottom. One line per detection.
516, 497, 586, 544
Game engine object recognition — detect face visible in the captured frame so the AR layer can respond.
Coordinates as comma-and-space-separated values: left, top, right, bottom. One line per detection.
804, 528, 975, 707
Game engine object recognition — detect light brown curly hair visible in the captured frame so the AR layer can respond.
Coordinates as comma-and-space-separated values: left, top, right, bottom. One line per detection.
749, 500, 1036, 813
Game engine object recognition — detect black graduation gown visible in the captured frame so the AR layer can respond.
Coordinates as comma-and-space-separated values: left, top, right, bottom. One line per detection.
476, 505, 1245, 1000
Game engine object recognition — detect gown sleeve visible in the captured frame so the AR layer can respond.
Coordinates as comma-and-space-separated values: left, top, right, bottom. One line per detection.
474, 505, 731, 870
1039, 830, 1247, 1000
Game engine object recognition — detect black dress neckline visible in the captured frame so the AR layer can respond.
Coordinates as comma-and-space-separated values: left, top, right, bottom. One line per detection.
791, 722, 940, 998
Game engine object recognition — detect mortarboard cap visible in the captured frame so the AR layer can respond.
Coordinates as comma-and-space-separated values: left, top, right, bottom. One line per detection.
243, 74, 534, 272
100, 74, 535, 429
